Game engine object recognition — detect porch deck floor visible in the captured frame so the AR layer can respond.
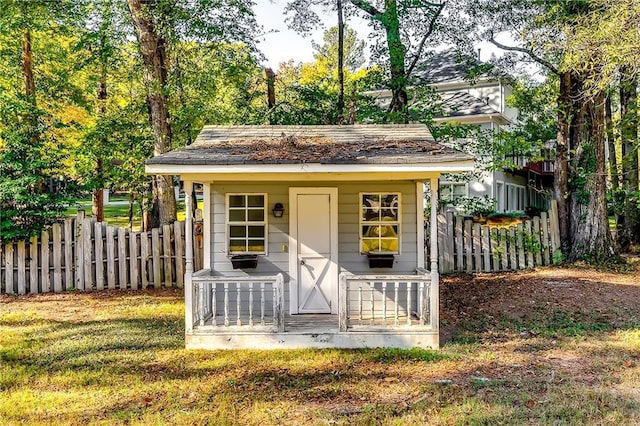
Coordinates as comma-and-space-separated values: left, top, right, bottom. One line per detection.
195, 314, 428, 334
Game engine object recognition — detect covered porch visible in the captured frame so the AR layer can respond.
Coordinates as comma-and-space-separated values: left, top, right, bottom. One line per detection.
185, 268, 437, 349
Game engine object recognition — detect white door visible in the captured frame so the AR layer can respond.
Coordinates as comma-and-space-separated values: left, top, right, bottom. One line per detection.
289, 188, 338, 314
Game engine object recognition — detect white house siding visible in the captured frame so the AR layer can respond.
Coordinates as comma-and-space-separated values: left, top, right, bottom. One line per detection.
207, 181, 419, 309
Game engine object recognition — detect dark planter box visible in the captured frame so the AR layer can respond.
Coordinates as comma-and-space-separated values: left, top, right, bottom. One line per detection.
367, 254, 395, 268
230, 254, 258, 269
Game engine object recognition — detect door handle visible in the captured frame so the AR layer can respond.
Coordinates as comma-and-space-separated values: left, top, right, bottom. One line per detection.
300, 259, 306, 265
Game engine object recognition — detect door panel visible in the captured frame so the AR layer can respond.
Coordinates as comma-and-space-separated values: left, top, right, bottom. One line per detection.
297, 193, 333, 313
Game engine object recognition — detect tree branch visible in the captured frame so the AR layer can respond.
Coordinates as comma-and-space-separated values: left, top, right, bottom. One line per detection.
488, 35, 559, 75
406, 1, 445, 77
349, 0, 383, 19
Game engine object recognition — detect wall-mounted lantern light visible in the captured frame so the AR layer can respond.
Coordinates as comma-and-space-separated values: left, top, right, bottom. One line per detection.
272, 202, 285, 218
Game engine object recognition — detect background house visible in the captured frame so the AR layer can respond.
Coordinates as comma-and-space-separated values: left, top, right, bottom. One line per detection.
367, 51, 554, 213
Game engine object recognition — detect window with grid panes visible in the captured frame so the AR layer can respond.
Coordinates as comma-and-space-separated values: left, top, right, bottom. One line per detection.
439, 182, 467, 203
227, 194, 267, 254
359, 193, 400, 254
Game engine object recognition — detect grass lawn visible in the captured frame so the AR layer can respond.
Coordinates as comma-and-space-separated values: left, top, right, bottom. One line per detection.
1, 266, 639, 425
65, 199, 203, 231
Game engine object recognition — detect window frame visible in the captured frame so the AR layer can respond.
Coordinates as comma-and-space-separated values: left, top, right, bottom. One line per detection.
226, 193, 268, 255
438, 181, 469, 205
359, 192, 401, 255
505, 183, 526, 212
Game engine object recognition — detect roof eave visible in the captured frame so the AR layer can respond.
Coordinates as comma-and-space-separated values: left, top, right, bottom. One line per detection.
145, 160, 475, 176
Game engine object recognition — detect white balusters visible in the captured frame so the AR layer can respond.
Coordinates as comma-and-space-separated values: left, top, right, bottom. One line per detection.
248, 282, 254, 326
394, 281, 399, 326
224, 282, 230, 327
406, 281, 413, 325
199, 282, 205, 326
381, 282, 387, 324
260, 282, 266, 326
340, 273, 433, 330
369, 283, 375, 325
236, 282, 241, 326
358, 286, 363, 323
211, 284, 217, 326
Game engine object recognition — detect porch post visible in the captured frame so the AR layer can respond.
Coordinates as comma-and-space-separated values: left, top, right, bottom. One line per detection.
416, 181, 425, 269
429, 177, 439, 343
184, 180, 194, 333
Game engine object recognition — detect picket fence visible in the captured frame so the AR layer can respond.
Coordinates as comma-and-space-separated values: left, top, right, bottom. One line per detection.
427, 201, 561, 273
0, 210, 204, 295
2, 200, 561, 294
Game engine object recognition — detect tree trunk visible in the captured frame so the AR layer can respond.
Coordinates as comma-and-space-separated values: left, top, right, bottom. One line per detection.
568, 74, 588, 251
605, 95, 619, 190
21, 28, 35, 103
336, 0, 345, 123
265, 67, 276, 123
570, 92, 616, 261
383, 0, 409, 123
92, 51, 108, 222
555, 72, 571, 255
127, 0, 177, 226
619, 67, 640, 249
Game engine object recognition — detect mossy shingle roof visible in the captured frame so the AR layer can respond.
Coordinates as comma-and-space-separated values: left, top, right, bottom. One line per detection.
146, 125, 473, 166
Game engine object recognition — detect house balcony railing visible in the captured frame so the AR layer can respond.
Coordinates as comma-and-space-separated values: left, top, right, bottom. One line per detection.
528, 160, 555, 174
504, 155, 555, 176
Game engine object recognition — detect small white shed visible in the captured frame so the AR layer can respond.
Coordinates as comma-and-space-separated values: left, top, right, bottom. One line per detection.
145, 124, 474, 349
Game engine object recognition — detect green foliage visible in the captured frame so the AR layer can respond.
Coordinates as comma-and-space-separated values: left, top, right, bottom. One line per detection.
486, 211, 527, 219
443, 195, 496, 217
269, 29, 383, 125
0, 100, 70, 242
552, 249, 566, 265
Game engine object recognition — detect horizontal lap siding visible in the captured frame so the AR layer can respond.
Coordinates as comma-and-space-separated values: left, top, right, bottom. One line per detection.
209, 181, 419, 307
338, 182, 417, 275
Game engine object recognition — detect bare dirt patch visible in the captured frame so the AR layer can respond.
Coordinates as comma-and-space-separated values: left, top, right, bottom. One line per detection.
440, 263, 640, 342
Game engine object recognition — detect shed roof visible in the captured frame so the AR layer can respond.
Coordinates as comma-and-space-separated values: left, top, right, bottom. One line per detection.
439, 92, 501, 117
146, 125, 473, 166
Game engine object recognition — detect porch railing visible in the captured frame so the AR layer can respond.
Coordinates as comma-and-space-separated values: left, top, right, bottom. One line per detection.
338, 271, 434, 332
187, 270, 285, 332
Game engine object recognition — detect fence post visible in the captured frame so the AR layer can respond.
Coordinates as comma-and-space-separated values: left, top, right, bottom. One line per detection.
53, 223, 63, 292
118, 227, 127, 289
533, 217, 542, 267
29, 236, 38, 294
549, 200, 560, 252
75, 211, 85, 290
455, 216, 463, 272
4, 243, 14, 294
64, 218, 73, 290
464, 219, 472, 273
174, 221, 184, 288
516, 223, 525, 269
140, 231, 149, 289
541, 212, 551, 265
152, 228, 161, 288
473, 222, 482, 272
106, 226, 116, 289
41, 230, 50, 292
163, 224, 172, 288
17, 241, 26, 295
130, 231, 139, 290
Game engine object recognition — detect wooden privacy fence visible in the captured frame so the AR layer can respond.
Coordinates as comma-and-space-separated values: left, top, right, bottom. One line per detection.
427, 201, 561, 273
0, 211, 203, 295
